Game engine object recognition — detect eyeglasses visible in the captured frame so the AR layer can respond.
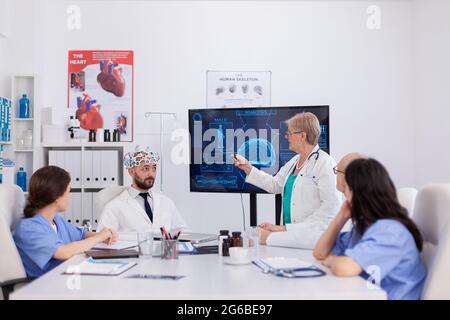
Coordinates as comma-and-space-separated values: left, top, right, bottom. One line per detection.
285, 131, 303, 137
333, 166, 344, 175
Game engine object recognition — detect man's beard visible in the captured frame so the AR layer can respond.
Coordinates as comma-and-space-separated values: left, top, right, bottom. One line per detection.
134, 176, 154, 190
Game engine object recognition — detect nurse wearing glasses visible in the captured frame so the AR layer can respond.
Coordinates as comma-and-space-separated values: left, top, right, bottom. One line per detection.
233, 112, 341, 249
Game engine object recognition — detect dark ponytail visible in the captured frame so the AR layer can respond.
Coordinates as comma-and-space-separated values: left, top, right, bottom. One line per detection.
345, 158, 423, 251
24, 166, 71, 218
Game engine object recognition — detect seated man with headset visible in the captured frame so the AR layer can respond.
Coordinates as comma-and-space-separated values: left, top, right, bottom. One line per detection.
233, 112, 341, 249
97, 146, 189, 233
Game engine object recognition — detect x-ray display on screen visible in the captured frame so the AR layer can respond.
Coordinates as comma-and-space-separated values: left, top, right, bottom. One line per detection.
189, 106, 329, 193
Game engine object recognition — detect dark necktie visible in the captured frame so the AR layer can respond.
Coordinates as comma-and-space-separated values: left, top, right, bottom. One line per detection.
139, 192, 153, 223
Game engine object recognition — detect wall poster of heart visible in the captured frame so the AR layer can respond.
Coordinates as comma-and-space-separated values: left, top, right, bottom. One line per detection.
67, 50, 134, 142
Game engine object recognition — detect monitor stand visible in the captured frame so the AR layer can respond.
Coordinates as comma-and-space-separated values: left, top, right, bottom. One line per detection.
275, 194, 282, 225
249, 194, 283, 227
250, 193, 257, 226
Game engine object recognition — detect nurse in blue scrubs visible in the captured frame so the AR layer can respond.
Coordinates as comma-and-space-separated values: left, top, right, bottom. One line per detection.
313, 158, 427, 300
14, 166, 117, 279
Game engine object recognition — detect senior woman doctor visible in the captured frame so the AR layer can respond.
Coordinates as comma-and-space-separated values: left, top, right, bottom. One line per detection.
233, 112, 341, 249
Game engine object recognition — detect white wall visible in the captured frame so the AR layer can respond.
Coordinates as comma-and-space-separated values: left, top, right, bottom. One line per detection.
0, 0, 10, 96
5, 0, 417, 233
0, 0, 38, 96
0, 39, 8, 96
412, 0, 450, 187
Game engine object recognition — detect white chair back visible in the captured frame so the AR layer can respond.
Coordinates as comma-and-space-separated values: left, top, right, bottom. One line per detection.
0, 185, 27, 286
93, 186, 127, 226
397, 187, 418, 217
413, 183, 450, 299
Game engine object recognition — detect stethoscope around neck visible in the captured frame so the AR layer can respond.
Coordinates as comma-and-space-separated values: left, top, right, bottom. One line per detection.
292, 148, 320, 180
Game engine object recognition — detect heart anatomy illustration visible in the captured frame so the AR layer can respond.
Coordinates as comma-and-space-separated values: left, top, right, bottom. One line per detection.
76, 93, 104, 130
97, 59, 126, 97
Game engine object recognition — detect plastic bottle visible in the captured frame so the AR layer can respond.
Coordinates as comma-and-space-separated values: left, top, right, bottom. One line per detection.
113, 129, 120, 142
19, 94, 30, 118
24, 129, 33, 149
222, 238, 231, 257
231, 231, 243, 247
89, 129, 96, 142
218, 230, 230, 256
104, 129, 111, 142
16, 167, 27, 192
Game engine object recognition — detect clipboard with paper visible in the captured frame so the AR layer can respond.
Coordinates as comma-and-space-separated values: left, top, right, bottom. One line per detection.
63, 257, 137, 276
252, 257, 326, 278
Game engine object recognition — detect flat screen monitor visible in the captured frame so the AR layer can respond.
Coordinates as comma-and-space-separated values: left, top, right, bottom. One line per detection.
189, 106, 329, 193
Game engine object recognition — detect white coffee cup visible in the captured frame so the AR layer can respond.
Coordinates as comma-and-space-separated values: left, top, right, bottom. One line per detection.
229, 247, 249, 262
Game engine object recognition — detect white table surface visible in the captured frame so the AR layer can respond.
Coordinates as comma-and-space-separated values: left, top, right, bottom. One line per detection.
11, 245, 386, 300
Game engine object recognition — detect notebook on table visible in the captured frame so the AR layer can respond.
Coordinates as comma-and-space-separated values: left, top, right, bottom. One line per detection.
86, 249, 139, 259
93, 240, 138, 250
158, 232, 216, 244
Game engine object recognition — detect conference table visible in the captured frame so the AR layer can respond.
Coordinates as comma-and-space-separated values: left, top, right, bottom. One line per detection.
11, 244, 386, 300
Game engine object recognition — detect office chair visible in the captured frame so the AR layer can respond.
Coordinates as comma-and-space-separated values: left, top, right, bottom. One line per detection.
93, 185, 127, 229
397, 187, 418, 217
413, 183, 450, 299
0, 185, 28, 300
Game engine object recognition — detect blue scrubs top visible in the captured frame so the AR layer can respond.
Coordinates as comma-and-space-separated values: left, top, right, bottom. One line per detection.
332, 219, 427, 300
14, 214, 87, 279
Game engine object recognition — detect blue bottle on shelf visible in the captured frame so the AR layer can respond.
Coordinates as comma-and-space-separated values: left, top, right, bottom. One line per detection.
19, 94, 30, 118
16, 167, 27, 192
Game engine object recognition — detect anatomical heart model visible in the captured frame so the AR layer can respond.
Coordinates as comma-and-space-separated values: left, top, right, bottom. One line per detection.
76, 93, 104, 130
97, 59, 126, 97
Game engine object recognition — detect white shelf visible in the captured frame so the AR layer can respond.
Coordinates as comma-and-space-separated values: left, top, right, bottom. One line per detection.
42, 142, 130, 148
15, 150, 33, 153
13, 75, 34, 79
15, 118, 34, 121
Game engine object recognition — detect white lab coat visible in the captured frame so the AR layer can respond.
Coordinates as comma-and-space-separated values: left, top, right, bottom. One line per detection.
97, 188, 189, 233
246, 145, 342, 249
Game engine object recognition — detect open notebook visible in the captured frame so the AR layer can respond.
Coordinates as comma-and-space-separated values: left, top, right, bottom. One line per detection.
93, 240, 138, 250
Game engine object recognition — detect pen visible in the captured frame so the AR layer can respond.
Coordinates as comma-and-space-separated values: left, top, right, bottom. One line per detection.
161, 226, 171, 240
174, 231, 181, 240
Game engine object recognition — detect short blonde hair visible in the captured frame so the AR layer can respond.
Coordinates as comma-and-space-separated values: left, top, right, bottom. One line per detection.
286, 112, 321, 146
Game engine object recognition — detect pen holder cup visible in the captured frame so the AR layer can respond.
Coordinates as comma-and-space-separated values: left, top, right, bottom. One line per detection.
161, 239, 178, 260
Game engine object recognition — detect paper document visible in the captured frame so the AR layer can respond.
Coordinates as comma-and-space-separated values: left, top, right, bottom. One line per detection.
93, 240, 138, 250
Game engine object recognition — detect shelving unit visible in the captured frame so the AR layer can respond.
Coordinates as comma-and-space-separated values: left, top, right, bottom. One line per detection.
9, 75, 42, 191
44, 142, 129, 230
